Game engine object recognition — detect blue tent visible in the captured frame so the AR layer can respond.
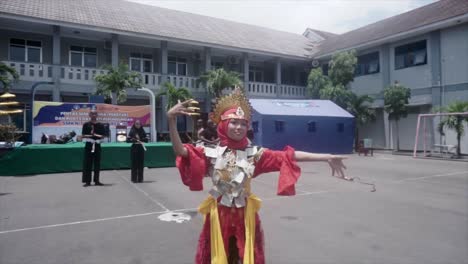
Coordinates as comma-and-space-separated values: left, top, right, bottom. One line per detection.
250, 99, 354, 154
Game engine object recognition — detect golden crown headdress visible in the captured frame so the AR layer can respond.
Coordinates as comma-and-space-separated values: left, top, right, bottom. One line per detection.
210, 87, 252, 124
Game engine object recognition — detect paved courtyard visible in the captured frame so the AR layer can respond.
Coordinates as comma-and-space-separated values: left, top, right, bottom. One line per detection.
0, 153, 467, 264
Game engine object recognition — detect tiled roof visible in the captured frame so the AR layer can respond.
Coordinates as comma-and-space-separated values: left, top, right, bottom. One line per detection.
1, 0, 466, 60
304, 28, 338, 40
314, 0, 468, 57
0, 0, 312, 58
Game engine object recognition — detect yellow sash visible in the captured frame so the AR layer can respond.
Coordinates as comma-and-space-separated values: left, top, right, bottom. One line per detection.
198, 194, 262, 264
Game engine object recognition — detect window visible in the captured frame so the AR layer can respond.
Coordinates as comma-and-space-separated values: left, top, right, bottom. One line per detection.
168, 56, 187, 76
337, 123, 344, 133
130, 53, 153, 73
395, 40, 427, 70
275, 120, 285, 132
69, 46, 97, 67
307, 121, 316, 132
355, 52, 379, 76
252, 121, 259, 133
249, 66, 264, 82
9, 38, 42, 63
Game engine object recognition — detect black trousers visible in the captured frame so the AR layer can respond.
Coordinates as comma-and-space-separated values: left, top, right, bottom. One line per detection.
131, 143, 145, 182
82, 142, 102, 183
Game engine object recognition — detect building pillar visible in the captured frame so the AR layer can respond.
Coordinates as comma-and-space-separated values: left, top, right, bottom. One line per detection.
160, 41, 168, 131
111, 34, 119, 68
381, 44, 391, 148
381, 44, 390, 89
160, 41, 168, 78
383, 111, 392, 150
52, 25, 61, 102
430, 30, 442, 107
243, 52, 249, 94
430, 30, 442, 145
204, 47, 212, 112
204, 47, 211, 72
275, 57, 281, 98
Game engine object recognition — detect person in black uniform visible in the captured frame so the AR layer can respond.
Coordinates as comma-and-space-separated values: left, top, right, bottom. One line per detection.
81, 110, 106, 187
127, 119, 148, 183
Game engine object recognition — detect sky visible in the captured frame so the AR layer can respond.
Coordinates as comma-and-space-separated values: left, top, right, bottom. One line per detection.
128, 0, 438, 35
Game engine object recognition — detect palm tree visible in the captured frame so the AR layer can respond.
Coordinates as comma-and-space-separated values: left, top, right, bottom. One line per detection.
94, 63, 142, 104
436, 101, 468, 157
157, 82, 193, 139
156, 82, 192, 110
199, 68, 242, 98
0, 62, 19, 92
346, 93, 376, 151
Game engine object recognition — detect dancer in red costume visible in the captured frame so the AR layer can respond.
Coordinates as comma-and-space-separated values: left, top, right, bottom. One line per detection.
167, 89, 351, 264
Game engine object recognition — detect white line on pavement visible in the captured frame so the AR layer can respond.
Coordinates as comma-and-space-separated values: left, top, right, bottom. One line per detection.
0, 211, 162, 235
118, 173, 170, 212
6, 170, 465, 235
0, 207, 198, 235
394, 171, 468, 183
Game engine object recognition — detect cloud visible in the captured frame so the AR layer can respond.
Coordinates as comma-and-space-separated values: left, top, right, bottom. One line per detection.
128, 0, 437, 34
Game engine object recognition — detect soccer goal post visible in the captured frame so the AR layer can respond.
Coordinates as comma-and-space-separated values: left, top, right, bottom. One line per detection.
413, 112, 468, 158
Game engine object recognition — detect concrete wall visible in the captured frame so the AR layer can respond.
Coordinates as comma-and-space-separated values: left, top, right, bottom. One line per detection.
440, 24, 468, 87
390, 34, 432, 89
350, 48, 383, 95
392, 105, 432, 151
358, 109, 386, 149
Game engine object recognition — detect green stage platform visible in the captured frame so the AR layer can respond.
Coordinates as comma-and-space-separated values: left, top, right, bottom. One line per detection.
0, 142, 176, 176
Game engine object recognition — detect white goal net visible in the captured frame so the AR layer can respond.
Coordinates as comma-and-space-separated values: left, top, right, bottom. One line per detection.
413, 112, 468, 158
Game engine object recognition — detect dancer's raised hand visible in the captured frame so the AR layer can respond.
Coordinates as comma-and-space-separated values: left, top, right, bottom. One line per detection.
167, 99, 200, 119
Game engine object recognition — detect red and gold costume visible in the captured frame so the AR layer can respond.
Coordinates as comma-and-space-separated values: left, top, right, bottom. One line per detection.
176, 90, 301, 264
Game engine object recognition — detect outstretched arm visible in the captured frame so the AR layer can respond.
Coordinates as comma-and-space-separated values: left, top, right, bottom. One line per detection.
294, 151, 350, 180
167, 99, 198, 157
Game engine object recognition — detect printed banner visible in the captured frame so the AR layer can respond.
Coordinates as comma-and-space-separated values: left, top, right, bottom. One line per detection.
32, 101, 151, 143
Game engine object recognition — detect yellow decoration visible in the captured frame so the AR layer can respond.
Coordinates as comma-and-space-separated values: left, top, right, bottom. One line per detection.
243, 194, 261, 264
0, 109, 23, 115
211, 88, 252, 124
0, 101, 20, 106
198, 196, 228, 264
0, 92, 16, 98
198, 194, 262, 264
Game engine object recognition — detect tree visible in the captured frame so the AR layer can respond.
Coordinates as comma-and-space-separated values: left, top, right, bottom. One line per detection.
307, 50, 357, 104
199, 68, 242, 98
0, 123, 22, 145
156, 82, 192, 111
436, 101, 468, 157
308, 50, 374, 151
94, 63, 142, 104
157, 82, 193, 138
347, 93, 376, 150
328, 50, 357, 87
306, 68, 330, 99
383, 82, 411, 151
0, 62, 19, 93
319, 84, 352, 109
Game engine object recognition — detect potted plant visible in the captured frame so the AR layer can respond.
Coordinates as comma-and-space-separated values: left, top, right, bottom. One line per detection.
0, 123, 21, 148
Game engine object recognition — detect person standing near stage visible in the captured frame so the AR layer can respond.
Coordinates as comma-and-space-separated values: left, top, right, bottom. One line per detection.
127, 119, 148, 183
81, 110, 106, 187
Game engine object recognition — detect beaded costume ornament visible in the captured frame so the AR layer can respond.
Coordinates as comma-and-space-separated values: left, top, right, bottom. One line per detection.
210, 87, 252, 124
